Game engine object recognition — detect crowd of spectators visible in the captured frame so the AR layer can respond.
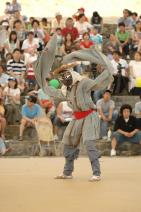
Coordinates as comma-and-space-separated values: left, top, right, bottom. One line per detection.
0, 1, 141, 156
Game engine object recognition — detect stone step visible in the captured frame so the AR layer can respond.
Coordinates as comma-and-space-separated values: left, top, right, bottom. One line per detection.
2, 139, 141, 157
112, 96, 140, 110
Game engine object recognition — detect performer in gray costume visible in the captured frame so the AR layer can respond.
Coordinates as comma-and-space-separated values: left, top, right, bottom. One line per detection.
34, 35, 113, 181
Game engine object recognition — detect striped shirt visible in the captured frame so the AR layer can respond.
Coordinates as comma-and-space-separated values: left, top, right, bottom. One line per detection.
7, 59, 26, 76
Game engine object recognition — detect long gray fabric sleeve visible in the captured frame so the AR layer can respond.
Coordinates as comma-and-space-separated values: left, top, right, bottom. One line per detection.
63, 47, 114, 73
34, 35, 113, 98
44, 84, 66, 101
33, 35, 57, 93
63, 47, 113, 91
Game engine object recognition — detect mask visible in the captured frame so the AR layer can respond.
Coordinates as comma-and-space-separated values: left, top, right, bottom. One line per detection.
59, 71, 73, 87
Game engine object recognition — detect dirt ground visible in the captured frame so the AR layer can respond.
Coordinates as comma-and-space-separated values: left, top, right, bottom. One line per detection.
0, 157, 141, 212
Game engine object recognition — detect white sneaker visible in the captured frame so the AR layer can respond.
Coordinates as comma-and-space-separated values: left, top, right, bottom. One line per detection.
110, 149, 116, 157
89, 175, 101, 182
54, 174, 73, 179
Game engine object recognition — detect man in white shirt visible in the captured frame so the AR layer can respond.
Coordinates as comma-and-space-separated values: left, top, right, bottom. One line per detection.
111, 51, 129, 94
51, 12, 65, 33
22, 31, 39, 64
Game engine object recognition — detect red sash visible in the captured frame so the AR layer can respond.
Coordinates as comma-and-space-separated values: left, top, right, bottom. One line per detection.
73, 109, 94, 120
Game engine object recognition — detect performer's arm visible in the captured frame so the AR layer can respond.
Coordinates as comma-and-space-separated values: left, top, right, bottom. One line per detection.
44, 83, 66, 102
82, 69, 113, 92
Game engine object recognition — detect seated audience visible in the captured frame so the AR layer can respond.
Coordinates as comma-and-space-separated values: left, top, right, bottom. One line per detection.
9, 10, 25, 29
80, 32, 94, 49
72, 7, 88, 22
116, 22, 130, 58
40, 17, 51, 34
118, 9, 133, 31
4, 31, 20, 54
22, 31, 39, 63
90, 11, 103, 33
62, 17, 79, 42
31, 19, 45, 41
0, 63, 9, 87
111, 104, 141, 156
10, 0, 22, 14
7, 48, 26, 80
55, 28, 63, 55
13, 20, 26, 48
74, 14, 92, 36
90, 27, 102, 50
131, 21, 141, 52
61, 33, 73, 55
131, 12, 138, 28
3, 77, 21, 124
96, 90, 118, 139
19, 95, 42, 141
111, 51, 129, 94
51, 12, 65, 33
129, 52, 141, 94
54, 101, 72, 139
105, 34, 121, 59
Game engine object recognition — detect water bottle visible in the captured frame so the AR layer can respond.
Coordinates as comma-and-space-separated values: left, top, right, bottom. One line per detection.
107, 129, 112, 141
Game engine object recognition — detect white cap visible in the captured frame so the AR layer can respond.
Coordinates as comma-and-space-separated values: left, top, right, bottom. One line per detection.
2, 21, 9, 26
55, 12, 62, 16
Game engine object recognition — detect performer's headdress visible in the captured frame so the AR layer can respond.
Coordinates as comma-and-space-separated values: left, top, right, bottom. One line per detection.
53, 63, 77, 76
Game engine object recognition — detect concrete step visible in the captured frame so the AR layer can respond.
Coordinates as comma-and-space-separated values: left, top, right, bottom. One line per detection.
112, 96, 140, 110
2, 139, 141, 157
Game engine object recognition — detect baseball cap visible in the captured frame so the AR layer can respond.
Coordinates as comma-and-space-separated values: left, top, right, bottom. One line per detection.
55, 12, 62, 17
78, 7, 85, 12
8, 77, 17, 81
26, 95, 37, 103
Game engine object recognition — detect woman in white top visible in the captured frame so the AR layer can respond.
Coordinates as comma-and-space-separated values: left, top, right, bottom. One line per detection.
132, 21, 141, 51
4, 31, 20, 54
74, 14, 92, 37
3, 77, 21, 124
129, 52, 141, 91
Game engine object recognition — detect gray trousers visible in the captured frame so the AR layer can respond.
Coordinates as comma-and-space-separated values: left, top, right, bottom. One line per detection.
63, 140, 101, 176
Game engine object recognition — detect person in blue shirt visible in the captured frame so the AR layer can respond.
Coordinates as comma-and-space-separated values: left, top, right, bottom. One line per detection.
19, 95, 42, 141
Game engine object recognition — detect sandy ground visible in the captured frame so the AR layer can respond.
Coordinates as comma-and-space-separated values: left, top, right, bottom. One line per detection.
0, 157, 141, 212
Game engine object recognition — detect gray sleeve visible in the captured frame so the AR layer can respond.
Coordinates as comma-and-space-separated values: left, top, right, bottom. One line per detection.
44, 84, 66, 101
63, 47, 113, 92
110, 100, 115, 109
96, 99, 102, 109
135, 103, 141, 114
82, 70, 113, 92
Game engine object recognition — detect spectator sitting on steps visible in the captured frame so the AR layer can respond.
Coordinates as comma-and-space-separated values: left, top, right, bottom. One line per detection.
96, 89, 118, 140
111, 104, 141, 156
19, 95, 42, 141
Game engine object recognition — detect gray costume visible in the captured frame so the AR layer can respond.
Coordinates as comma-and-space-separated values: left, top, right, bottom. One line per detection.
34, 35, 113, 177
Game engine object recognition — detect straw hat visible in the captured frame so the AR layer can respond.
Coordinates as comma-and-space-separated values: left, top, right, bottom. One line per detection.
53, 62, 78, 76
